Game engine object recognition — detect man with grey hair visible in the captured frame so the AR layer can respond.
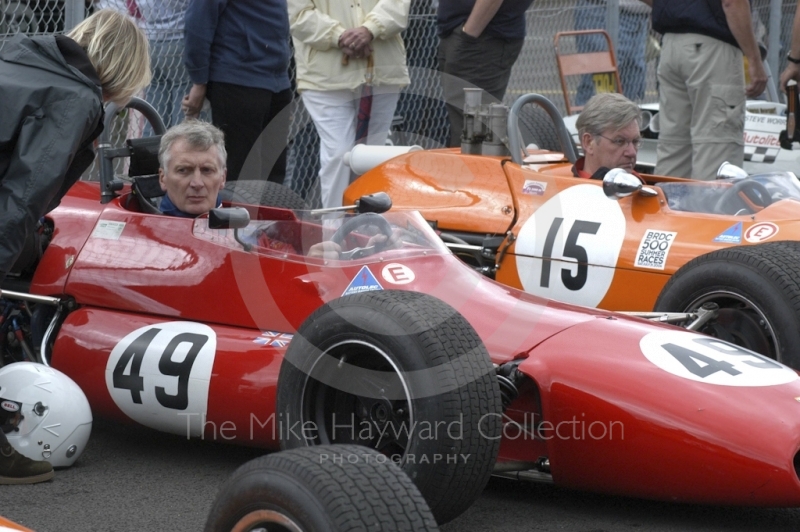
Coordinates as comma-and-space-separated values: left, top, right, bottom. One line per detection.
573, 93, 643, 179
158, 120, 227, 217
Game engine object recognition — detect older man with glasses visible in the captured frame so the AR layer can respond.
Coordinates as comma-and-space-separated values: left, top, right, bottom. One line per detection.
572, 92, 643, 180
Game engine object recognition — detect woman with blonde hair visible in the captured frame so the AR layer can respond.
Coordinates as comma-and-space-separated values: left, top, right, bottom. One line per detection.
0, 9, 150, 485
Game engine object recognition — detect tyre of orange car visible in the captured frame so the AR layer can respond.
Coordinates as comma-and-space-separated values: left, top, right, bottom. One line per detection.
204, 445, 439, 532
655, 241, 800, 368
276, 290, 502, 525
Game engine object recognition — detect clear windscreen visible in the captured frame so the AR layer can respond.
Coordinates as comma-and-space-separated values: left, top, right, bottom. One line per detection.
234, 209, 450, 261
657, 171, 800, 215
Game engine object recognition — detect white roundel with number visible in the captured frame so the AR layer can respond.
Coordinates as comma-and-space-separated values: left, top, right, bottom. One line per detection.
515, 185, 626, 307
640, 330, 797, 386
106, 322, 217, 436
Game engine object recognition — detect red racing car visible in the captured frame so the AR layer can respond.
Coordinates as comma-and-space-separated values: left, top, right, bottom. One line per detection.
3, 100, 800, 524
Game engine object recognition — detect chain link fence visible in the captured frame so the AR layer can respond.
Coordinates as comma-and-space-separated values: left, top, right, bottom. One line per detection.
1, 0, 798, 205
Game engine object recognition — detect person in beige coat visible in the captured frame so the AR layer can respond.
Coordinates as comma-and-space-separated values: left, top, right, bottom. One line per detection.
289, 0, 410, 208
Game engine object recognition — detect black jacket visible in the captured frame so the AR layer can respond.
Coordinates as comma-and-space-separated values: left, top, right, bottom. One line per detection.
0, 34, 104, 281
652, 0, 748, 49
437, 0, 534, 40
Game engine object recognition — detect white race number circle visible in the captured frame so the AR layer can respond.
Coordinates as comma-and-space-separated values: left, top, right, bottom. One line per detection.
640, 330, 796, 386
515, 185, 626, 307
105, 322, 217, 436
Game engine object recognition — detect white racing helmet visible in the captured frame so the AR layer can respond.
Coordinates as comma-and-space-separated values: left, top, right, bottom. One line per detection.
0, 362, 92, 468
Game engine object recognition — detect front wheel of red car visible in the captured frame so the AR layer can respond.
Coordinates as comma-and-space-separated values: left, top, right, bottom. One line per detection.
276, 290, 502, 525
204, 445, 439, 532
655, 241, 800, 369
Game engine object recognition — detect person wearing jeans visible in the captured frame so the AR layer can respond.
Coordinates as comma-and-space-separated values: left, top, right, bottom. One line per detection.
573, 0, 651, 106
139, 0, 192, 130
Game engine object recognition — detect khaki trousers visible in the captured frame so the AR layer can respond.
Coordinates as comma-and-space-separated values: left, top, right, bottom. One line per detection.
656, 33, 746, 180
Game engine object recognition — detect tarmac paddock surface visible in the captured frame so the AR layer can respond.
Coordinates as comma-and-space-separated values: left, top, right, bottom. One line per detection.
2, 418, 800, 532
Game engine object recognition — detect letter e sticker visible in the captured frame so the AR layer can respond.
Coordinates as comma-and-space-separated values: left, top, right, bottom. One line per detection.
634, 230, 676, 270
744, 222, 778, 243
381, 263, 415, 285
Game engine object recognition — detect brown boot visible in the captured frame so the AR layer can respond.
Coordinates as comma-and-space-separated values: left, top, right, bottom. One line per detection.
0, 440, 54, 485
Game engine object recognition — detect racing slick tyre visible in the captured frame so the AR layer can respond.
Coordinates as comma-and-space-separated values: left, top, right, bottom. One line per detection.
655, 241, 800, 368
222, 180, 307, 210
276, 290, 502, 525
204, 445, 439, 532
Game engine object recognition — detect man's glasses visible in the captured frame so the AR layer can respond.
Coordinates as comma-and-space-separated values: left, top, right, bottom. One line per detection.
596, 134, 642, 149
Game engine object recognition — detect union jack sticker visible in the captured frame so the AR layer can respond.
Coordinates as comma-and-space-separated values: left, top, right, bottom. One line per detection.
254, 331, 294, 348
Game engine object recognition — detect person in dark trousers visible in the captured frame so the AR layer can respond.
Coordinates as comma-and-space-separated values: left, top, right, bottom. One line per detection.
437, 0, 534, 147
0, 9, 151, 483
643, 0, 766, 180
182, 0, 292, 184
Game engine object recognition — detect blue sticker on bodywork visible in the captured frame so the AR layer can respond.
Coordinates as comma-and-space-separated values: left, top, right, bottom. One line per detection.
343, 266, 383, 296
713, 222, 742, 244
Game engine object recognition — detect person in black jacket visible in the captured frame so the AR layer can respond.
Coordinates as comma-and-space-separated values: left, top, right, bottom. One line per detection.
182, 0, 292, 184
437, 0, 534, 147
0, 9, 151, 484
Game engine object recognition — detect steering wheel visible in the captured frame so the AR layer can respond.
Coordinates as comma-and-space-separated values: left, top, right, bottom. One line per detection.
330, 213, 394, 259
713, 179, 773, 215
508, 94, 578, 165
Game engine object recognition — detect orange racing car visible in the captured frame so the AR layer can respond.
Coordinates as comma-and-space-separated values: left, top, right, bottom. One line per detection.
345, 93, 800, 368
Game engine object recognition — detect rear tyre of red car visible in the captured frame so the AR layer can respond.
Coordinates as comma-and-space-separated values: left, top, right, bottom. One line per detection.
222, 180, 307, 210
204, 444, 439, 532
655, 241, 800, 368
276, 290, 502, 525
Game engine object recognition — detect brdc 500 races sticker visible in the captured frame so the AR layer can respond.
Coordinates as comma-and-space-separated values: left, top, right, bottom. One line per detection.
634, 230, 676, 270
640, 330, 796, 386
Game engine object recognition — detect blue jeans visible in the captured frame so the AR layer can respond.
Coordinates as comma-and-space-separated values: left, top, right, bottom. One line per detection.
144, 38, 193, 134
574, 2, 648, 105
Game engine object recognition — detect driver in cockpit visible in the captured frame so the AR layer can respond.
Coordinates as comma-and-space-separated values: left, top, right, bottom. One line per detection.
572, 93, 644, 181
157, 120, 399, 259
157, 120, 227, 218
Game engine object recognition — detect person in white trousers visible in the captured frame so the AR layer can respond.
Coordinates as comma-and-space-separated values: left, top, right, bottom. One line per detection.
289, 0, 411, 208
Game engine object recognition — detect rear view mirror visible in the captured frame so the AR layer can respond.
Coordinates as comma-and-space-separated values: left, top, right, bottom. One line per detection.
356, 192, 392, 214
209, 207, 250, 229
602, 168, 657, 199
603, 168, 643, 199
